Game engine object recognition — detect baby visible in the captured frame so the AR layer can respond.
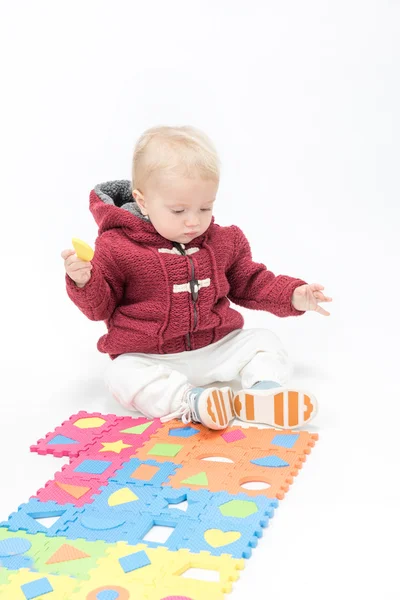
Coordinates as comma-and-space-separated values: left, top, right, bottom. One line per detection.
62, 125, 331, 431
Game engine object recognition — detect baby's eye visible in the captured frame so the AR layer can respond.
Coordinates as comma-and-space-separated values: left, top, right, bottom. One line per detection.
172, 209, 185, 214
201, 208, 212, 212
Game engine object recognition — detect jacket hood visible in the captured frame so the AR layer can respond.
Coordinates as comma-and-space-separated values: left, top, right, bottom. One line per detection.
90, 179, 213, 247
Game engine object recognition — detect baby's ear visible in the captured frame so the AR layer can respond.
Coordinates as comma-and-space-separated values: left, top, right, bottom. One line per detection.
132, 189, 147, 215
132, 188, 141, 201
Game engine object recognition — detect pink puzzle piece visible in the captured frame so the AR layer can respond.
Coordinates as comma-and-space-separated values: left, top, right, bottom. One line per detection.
30, 411, 123, 458
33, 474, 104, 507
58, 454, 125, 484
84, 417, 162, 462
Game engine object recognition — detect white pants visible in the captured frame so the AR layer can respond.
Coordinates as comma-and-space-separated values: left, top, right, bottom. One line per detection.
104, 328, 292, 420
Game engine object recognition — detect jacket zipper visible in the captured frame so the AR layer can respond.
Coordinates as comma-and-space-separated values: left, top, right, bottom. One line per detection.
173, 242, 199, 351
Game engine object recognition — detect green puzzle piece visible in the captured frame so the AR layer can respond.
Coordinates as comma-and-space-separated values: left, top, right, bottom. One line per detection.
0, 529, 49, 568
0, 529, 108, 581
33, 536, 108, 579
147, 443, 184, 457
0, 566, 13, 586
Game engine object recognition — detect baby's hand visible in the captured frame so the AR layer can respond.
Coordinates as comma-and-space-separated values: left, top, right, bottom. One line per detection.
291, 283, 332, 316
61, 249, 93, 288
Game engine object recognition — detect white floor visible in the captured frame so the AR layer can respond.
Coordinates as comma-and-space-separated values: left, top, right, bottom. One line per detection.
1, 2, 399, 599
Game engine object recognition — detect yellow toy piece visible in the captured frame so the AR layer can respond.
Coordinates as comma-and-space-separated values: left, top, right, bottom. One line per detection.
72, 237, 94, 262
0, 568, 77, 600
70, 543, 244, 599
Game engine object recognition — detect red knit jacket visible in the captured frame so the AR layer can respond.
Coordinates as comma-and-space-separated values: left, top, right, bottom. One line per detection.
66, 180, 306, 358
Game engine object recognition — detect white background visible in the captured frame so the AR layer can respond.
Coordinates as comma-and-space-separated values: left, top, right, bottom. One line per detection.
0, 1, 399, 598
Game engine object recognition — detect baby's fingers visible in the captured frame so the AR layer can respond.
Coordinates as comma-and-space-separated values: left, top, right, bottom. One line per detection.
61, 249, 75, 260
314, 291, 332, 302
316, 305, 331, 316
68, 260, 93, 273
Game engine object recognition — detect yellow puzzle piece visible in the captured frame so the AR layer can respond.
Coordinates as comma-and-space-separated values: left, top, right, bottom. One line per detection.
72, 238, 94, 262
0, 569, 77, 600
70, 543, 244, 598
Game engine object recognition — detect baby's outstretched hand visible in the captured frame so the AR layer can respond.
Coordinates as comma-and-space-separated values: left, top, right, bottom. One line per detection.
61, 249, 93, 288
291, 283, 332, 316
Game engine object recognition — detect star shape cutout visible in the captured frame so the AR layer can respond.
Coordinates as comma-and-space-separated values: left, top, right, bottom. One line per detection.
99, 440, 133, 454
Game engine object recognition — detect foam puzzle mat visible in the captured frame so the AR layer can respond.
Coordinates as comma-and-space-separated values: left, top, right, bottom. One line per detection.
0, 412, 318, 598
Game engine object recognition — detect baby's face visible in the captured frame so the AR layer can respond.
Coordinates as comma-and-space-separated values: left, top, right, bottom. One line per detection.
134, 176, 217, 244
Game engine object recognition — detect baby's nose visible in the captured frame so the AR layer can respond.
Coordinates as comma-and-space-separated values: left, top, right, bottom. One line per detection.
185, 215, 200, 227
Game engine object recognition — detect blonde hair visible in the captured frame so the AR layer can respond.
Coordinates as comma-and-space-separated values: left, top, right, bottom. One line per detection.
132, 125, 220, 191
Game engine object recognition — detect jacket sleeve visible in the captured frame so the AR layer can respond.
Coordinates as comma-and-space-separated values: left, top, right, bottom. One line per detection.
226, 226, 306, 317
65, 234, 125, 321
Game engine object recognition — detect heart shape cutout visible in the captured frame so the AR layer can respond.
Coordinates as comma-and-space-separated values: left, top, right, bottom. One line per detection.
204, 529, 241, 548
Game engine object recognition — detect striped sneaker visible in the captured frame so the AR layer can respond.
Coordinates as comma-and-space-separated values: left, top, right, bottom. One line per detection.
185, 386, 235, 430
233, 381, 318, 429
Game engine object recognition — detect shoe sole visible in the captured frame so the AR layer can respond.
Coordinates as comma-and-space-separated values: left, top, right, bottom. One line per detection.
233, 388, 317, 429
198, 387, 235, 430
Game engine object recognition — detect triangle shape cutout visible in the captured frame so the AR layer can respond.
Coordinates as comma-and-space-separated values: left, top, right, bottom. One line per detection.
32, 516, 61, 528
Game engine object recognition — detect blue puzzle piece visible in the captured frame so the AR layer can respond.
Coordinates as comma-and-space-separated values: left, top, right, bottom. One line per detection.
73, 459, 113, 475
62, 507, 193, 550
61, 507, 129, 544
124, 515, 195, 550
0, 499, 82, 537
183, 516, 263, 559
110, 458, 180, 488
21, 576, 53, 599
204, 491, 278, 527
149, 487, 210, 521
250, 455, 290, 468
168, 426, 200, 438
90, 483, 208, 522
271, 434, 299, 449
119, 549, 151, 573
47, 435, 78, 446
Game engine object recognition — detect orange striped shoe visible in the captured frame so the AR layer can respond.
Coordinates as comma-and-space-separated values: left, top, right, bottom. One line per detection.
233, 381, 318, 429
186, 387, 235, 431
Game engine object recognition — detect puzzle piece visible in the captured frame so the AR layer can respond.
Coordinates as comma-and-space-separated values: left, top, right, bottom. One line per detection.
0, 499, 82, 537
84, 418, 162, 462
70, 578, 148, 599
146, 586, 225, 600
201, 426, 318, 454
111, 458, 181, 487
59, 456, 123, 483
0, 568, 77, 600
0, 529, 51, 573
62, 507, 196, 550
87, 542, 175, 586
0, 412, 318, 598
31, 535, 108, 580
30, 411, 123, 458
180, 516, 262, 559
134, 440, 194, 464
89, 482, 157, 517
33, 476, 104, 507
160, 548, 244, 593
70, 542, 242, 598
147, 422, 208, 444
